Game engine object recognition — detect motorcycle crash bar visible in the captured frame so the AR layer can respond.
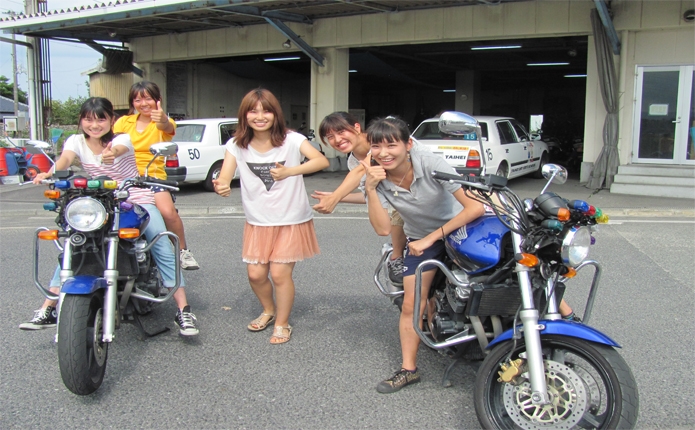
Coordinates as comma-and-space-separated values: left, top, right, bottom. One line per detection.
412, 258, 479, 350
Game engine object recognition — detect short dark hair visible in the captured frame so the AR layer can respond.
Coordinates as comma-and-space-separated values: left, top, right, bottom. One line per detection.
318, 111, 360, 146
366, 116, 410, 145
127, 81, 162, 114
79, 97, 116, 146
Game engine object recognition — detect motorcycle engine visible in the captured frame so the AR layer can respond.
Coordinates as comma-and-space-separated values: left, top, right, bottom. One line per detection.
427, 268, 472, 341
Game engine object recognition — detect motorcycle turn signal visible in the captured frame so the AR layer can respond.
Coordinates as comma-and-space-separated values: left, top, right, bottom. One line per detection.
514, 253, 539, 267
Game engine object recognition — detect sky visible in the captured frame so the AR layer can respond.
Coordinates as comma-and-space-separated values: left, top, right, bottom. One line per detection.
1, 0, 105, 101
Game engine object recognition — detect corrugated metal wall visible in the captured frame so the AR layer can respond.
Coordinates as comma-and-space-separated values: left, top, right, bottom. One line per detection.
88, 73, 134, 111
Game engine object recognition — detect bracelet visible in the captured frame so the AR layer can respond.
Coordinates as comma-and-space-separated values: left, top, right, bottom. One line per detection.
441, 226, 445, 238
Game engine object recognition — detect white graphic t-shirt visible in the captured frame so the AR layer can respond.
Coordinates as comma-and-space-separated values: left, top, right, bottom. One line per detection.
225, 131, 313, 226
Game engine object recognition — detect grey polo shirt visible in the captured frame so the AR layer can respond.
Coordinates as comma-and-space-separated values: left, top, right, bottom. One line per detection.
375, 151, 463, 239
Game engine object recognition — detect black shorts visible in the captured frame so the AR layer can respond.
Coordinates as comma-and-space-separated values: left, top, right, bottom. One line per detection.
402, 238, 446, 277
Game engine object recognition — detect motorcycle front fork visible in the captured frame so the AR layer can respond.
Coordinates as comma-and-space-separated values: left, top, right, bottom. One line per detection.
510, 230, 551, 405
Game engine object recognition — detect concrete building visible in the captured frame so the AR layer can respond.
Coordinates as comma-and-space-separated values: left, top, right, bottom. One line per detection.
1, 0, 693, 197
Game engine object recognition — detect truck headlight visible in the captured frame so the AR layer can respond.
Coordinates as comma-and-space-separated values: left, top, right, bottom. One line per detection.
561, 226, 591, 267
65, 198, 107, 232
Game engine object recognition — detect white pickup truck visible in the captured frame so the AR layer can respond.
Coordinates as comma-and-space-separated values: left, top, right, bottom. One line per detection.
165, 118, 239, 191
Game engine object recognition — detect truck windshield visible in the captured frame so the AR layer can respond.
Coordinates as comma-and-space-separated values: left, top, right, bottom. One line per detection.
172, 125, 205, 143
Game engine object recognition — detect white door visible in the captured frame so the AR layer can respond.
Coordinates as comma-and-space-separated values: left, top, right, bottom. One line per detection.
633, 65, 695, 164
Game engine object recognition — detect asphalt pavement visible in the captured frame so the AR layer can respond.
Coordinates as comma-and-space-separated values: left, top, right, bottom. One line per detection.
1, 170, 693, 218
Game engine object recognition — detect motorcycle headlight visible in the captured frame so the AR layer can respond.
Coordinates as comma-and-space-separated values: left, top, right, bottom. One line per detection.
561, 226, 591, 266
65, 197, 108, 232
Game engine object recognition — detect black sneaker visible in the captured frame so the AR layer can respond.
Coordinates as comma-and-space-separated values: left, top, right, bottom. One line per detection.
387, 257, 404, 285
19, 306, 57, 330
376, 368, 420, 394
175, 305, 199, 336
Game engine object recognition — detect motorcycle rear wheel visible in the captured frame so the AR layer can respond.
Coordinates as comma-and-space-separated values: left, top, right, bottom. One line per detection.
57, 293, 109, 395
474, 335, 638, 429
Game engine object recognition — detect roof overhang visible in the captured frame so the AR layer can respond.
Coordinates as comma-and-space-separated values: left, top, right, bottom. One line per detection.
0, 0, 530, 67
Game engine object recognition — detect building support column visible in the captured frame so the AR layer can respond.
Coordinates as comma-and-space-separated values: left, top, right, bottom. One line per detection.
455, 70, 480, 115
310, 48, 349, 171
138, 62, 169, 112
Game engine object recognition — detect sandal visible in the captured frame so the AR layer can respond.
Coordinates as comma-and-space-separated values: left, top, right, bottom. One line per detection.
247, 313, 275, 332
270, 325, 292, 344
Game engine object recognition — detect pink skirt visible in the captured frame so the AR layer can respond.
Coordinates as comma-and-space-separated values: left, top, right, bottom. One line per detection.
242, 220, 320, 264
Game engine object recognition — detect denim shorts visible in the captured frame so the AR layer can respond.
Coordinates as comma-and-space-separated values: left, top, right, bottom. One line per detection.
402, 238, 446, 277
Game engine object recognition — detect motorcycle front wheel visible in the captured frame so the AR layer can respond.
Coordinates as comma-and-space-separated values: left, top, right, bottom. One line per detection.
474, 335, 638, 429
57, 293, 109, 395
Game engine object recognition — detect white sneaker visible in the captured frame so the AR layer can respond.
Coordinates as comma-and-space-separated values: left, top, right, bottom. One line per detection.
180, 249, 199, 270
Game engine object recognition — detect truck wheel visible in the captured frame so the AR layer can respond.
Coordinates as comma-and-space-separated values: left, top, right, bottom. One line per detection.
204, 161, 223, 192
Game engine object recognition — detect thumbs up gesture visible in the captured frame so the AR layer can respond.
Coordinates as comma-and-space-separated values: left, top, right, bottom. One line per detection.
101, 142, 116, 165
270, 161, 289, 181
150, 100, 168, 125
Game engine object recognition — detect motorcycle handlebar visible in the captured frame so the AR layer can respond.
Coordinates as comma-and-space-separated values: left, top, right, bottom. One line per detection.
431, 170, 501, 191
142, 176, 179, 188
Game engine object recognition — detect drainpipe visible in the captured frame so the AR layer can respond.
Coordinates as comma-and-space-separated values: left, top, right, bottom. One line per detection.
26, 36, 39, 140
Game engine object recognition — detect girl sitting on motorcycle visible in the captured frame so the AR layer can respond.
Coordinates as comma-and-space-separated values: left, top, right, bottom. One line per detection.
21, 97, 199, 336
360, 116, 486, 393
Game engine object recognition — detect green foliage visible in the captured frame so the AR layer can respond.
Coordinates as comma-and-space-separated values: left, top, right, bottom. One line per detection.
56, 129, 79, 153
0, 75, 28, 104
51, 97, 87, 125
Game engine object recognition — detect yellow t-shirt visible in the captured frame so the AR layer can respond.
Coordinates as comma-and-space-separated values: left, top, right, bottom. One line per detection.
113, 114, 176, 179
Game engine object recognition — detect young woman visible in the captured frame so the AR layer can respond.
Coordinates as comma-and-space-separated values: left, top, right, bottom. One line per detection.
360, 116, 485, 393
213, 88, 329, 344
114, 81, 199, 270
311, 112, 411, 285
23, 97, 198, 336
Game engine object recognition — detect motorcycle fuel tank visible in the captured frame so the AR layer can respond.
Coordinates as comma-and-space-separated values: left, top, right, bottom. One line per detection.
445, 215, 509, 274
118, 203, 150, 231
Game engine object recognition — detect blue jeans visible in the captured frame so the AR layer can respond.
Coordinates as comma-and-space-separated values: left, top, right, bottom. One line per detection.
50, 204, 185, 288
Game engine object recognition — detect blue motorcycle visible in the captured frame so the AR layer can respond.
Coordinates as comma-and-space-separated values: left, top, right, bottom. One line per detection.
374, 112, 638, 429
26, 142, 182, 395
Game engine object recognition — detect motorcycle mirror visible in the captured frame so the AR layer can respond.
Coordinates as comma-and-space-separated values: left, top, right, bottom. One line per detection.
438, 111, 478, 136
438, 111, 487, 175
542, 164, 568, 184
149, 142, 178, 157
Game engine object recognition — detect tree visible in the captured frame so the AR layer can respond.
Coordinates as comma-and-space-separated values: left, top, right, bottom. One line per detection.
0, 75, 28, 104
51, 96, 87, 125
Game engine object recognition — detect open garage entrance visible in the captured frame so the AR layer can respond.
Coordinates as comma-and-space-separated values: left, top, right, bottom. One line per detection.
165, 35, 587, 152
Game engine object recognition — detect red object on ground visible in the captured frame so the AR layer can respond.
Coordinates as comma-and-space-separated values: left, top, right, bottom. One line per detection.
0, 147, 23, 176
26, 152, 52, 173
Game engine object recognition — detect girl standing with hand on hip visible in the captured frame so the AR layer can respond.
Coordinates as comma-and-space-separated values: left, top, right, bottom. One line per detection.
213, 88, 329, 344
114, 81, 199, 270
360, 116, 485, 393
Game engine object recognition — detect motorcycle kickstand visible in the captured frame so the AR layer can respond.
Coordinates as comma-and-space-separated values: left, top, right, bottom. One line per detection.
441, 358, 463, 388
130, 313, 170, 340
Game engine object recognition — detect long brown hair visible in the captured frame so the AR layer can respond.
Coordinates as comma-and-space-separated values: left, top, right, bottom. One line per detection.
234, 88, 287, 149
127, 81, 162, 115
